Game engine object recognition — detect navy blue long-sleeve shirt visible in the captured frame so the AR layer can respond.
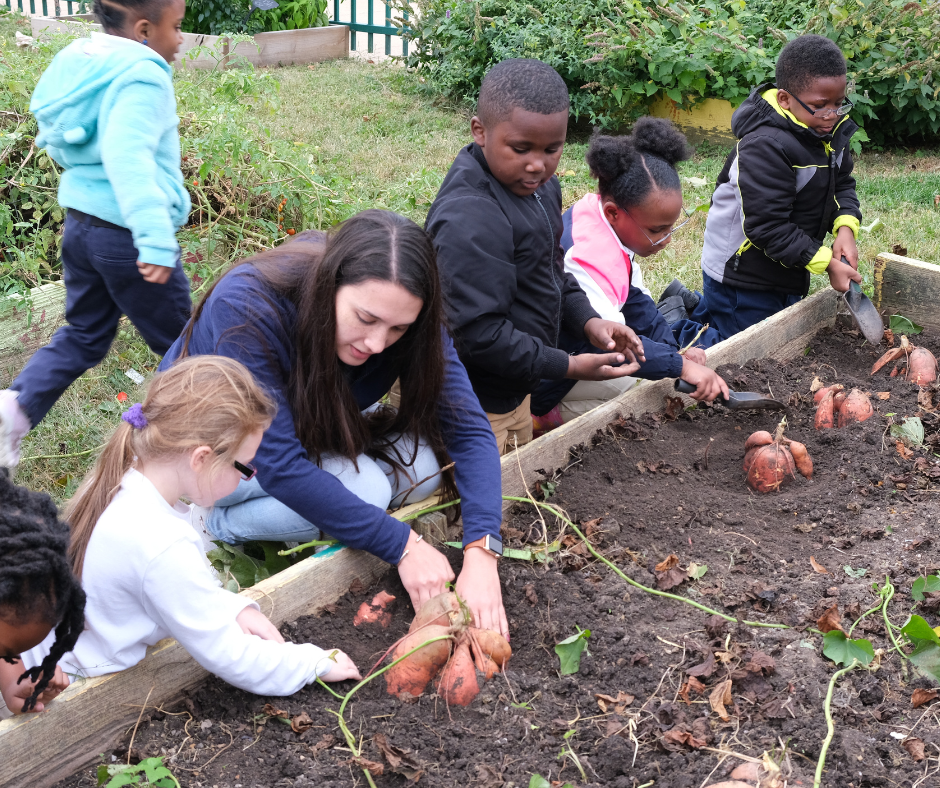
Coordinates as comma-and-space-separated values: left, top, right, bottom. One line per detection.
161, 264, 503, 565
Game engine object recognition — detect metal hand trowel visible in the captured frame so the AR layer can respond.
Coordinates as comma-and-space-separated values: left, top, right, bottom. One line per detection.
674, 379, 786, 411
841, 256, 884, 345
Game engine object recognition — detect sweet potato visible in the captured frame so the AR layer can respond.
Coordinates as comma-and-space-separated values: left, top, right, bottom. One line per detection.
812, 386, 831, 404
435, 641, 479, 706
906, 347, 938, 386
353, 590, 396, 628
815, 387, 837, 430
837, 389, 874, 427
746, 443, 796, 493
744, 430, 774, 451
408, 591, 462, 634
787, 440, 813, 479
468, 627, 512, 669
471, 648, 500, 680
385, 624, 453, 700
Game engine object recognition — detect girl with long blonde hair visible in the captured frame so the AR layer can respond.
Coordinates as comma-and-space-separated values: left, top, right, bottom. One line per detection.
20, 355, 359, 696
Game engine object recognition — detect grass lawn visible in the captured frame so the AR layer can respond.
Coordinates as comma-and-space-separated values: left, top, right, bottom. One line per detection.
6, 53, 940, 501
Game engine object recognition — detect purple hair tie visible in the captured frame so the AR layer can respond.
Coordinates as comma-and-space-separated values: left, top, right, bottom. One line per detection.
122, 403, 149, 430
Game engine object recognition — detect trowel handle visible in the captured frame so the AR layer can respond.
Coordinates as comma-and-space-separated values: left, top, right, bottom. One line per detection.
842, 256, 863, 294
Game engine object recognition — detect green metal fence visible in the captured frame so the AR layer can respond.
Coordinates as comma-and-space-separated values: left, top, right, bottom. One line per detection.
2, 0, 85, 16
331, 0, 407, 56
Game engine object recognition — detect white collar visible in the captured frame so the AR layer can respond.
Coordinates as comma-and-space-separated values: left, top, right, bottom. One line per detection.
596, 195, 636, 262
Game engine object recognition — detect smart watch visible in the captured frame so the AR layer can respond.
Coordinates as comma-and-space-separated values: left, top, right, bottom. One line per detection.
463, 534, 503, 558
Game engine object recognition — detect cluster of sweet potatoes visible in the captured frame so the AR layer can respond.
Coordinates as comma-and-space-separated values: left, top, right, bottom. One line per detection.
872, 334, 938, 386
743, 421, 813, 493
813, 384, 873, 429
384, 592, 511, 706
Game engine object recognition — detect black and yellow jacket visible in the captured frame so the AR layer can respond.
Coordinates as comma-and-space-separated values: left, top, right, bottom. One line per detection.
700, 83, 861, 296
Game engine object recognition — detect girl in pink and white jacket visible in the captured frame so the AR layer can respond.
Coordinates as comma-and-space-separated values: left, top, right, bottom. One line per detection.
552, 119, 727, 419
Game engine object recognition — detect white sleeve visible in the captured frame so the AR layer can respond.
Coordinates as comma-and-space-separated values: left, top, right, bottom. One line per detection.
630, 261, 652, 298
563, 248, 626, 325
142, 541, 335, 696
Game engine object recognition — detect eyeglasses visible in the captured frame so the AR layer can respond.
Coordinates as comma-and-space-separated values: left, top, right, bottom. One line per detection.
233, 460, 257, 482
625, 208, 695, 247
784, 91, 854, 120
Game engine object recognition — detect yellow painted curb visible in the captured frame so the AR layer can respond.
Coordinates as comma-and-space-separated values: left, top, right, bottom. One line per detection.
649, 94, 736, 146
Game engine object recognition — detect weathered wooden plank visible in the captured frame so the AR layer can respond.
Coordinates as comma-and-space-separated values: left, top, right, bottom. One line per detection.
0, 283, 67, 385
498, 287, 842, 499
873, 253, 940, 331
0, 546, 388, 788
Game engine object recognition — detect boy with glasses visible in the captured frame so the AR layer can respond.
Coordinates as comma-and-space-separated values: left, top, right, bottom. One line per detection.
670, 34, 862, 348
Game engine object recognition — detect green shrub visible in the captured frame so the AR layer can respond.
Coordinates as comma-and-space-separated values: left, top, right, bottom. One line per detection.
396, 0, 940, 144
183, 0, 328, 36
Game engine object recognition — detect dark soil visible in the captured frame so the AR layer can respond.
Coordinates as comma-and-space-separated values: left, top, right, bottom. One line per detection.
58, 322, 940, 788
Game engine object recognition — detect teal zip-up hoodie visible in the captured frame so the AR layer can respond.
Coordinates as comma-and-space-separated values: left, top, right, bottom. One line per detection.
30, 33, 191, 268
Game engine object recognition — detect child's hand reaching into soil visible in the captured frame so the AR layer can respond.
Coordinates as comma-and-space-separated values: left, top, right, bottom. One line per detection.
0, 659, 69, 713
236, 607, 285, 643
680, 359, 730, 402
319, 649, 362, 682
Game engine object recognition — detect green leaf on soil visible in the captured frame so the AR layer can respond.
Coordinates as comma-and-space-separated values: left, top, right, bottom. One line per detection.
844, 565, 868, 579
529, 776, 572, 788
909, 640, 940, 684
97, 757, 177, 787
901, 615, 940, 645
889, 314, 924, 335
890, 417, 924, 447
822, 631, 874, 667
687, 562, 708, 579
912, 575, 940, 602
555, 627, 592, 676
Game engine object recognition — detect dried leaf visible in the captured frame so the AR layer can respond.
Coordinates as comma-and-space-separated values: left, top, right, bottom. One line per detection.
524, 583, 539, 606
655, 553, 680, 572
661, 726, 707, 750
902, 737, 926, 762
876, 391, 891, 400
664, 395, 685, 420
709, 679, 733, 721
810, 376, 825, 393
374, 734, 425, 782
353, 757, 385, 776
810, 556, 829, 574
897, 440, 915, 460
686, 652, 717, 678
309, 733, 336, 755
290, 712, 313, 734
262, 703, 289, 719
678, 676, 706, 704
918, 388, 935, 411
817, 603, 845, 634
911, 688, 939, 708
884, 328, 896, 346
745, 651, 776, 676
594, 691, 635, 714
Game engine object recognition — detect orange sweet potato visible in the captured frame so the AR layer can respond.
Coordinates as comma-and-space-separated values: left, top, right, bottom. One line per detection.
408, 591, 462, 634
385, 624, 453, 700
353, 590, 396, 628
746, 443, 796, 493
815, 387, 837, 430
837, 389, 874, 427
906, 347, 938, 386
744, 430, 774, 452
436, 641, 480, 706
468, 627, 512, 669
787, 440, 813, 479
812, 386, 832, 404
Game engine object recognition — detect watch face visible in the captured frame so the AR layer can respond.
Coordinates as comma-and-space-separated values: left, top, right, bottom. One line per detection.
486, 535, 503, 556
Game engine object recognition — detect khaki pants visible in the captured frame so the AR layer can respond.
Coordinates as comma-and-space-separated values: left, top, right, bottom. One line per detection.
558, 377, 639, 423
487, 395, 533, 455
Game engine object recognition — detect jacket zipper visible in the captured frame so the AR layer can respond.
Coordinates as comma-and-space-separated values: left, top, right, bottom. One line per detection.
533, 191, 562, 347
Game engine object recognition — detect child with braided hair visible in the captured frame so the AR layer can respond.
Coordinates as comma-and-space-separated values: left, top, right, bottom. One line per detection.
20, 355, 360, 698
0, 471, 86, 715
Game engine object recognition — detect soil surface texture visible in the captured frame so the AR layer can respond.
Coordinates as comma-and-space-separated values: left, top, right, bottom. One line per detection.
57, 322, 940, 788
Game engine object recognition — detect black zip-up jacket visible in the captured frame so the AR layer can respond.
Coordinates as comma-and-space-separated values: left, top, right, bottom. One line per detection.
425, 143, 600, 414
700, 83, 861, 296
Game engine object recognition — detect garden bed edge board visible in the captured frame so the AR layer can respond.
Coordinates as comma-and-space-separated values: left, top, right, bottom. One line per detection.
873, 252, 940, 332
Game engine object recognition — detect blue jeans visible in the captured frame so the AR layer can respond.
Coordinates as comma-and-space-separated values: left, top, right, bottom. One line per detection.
11, 211, 191, 427
672, 274, 801, 350
206, 434, 443, 544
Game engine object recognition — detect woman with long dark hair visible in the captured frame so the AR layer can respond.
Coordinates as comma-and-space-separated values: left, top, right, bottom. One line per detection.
161, 210, 507, 636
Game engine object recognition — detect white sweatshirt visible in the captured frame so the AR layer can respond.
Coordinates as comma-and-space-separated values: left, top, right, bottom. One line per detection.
23, 469, 334, 696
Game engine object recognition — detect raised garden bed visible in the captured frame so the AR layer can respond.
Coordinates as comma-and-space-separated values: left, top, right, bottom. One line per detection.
3, 253, 939, 787
29, 16, 349, 68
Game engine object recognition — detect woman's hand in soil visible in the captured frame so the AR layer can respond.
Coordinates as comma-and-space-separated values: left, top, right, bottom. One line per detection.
583, 318, 645, 363
680, 359, 730, 402
831, 226, 859, 268
318, 649, 362, 682
566, 352, 641, 381
825, 255, 862, 292
236, 606, 286, 643
455, 547, 509, 640
682, 347, 707, 365
136, 261, 174, 284
397, 529, 456, 613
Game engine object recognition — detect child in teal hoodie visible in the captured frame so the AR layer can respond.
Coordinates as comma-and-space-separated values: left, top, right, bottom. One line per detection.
0, 0, 192, 468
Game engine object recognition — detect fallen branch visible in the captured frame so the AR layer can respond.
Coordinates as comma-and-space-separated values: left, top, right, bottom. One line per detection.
679, 322, 710, 355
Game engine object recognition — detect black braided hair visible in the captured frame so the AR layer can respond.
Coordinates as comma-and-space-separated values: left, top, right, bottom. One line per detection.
92, 0, 174, 33
0, 470, 85, 711
585, 117, 691, 209
776, 34, 847, 96
476, 58, 570, 127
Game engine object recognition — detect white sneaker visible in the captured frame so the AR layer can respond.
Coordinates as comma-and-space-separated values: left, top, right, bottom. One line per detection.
0, 390, 31, 470
188, 503, 217, 553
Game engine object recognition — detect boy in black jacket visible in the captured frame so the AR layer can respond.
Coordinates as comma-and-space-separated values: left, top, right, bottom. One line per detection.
426, 59, 644, 454
670, 35, 863, 349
